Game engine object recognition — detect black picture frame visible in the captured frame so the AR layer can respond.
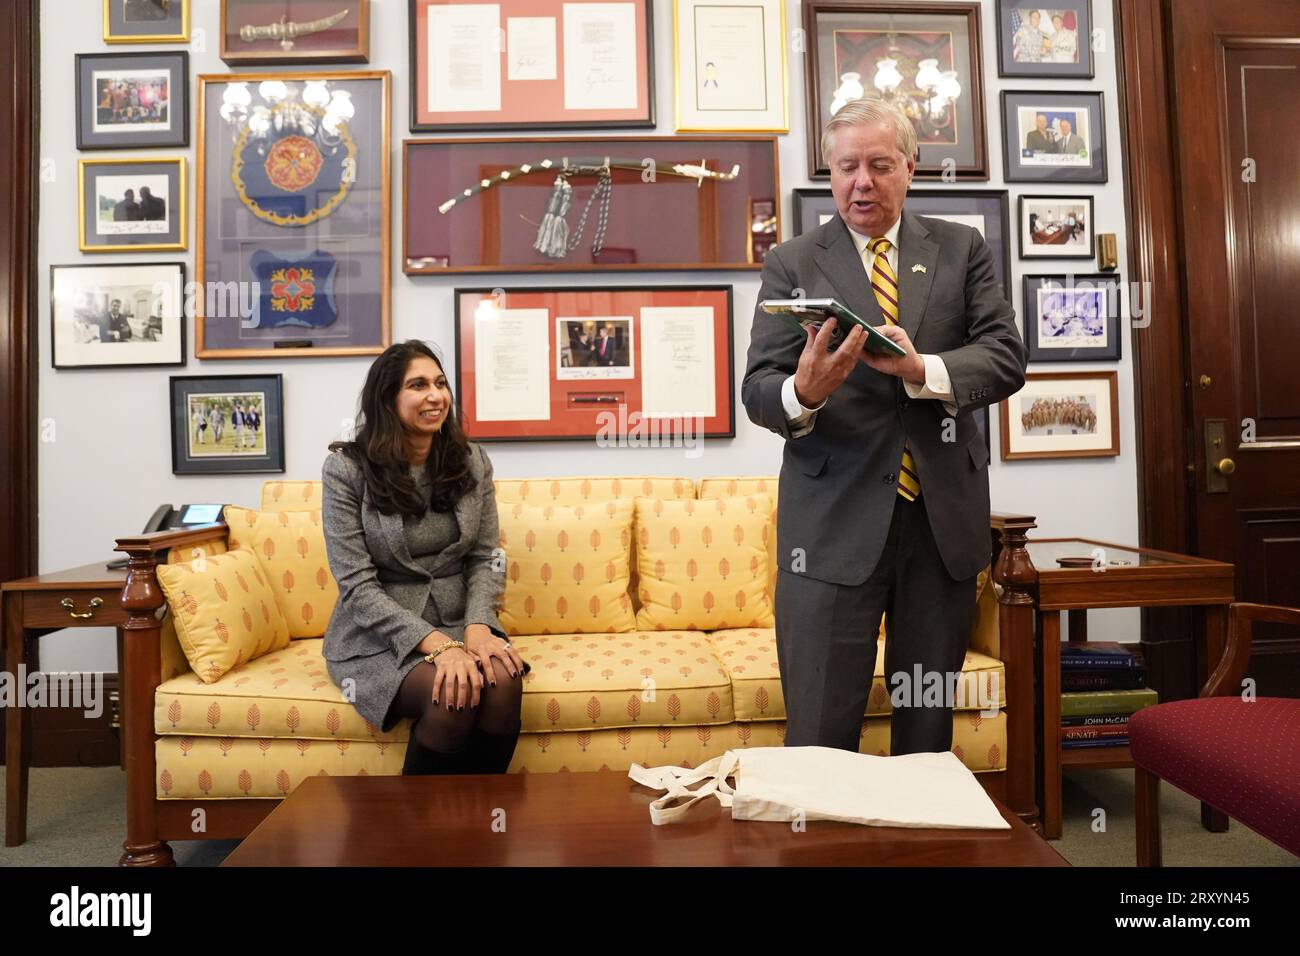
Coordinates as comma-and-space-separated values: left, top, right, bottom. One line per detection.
1018, 194, 1094, 260
803, 1, 989, 181
50, 262, 187, 369
791, 187, 1012, 299
995, 1, 1094, 78
170, 374, 286, 475
1022, 272, 1123, 363
1001, 90, 1107, 183
76, 52, 189, 151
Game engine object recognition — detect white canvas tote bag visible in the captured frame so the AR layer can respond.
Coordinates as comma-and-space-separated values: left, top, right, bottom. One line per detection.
629, 746, 1011, 829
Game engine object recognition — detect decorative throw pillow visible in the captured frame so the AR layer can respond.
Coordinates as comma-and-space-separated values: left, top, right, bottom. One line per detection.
498, 499, 636, 636
634, 495, 775, 631
156, 547, 292, 684
224, 506, 338, 638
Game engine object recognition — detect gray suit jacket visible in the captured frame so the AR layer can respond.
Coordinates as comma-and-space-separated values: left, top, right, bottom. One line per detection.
742, 211, 1027, 585
320, 444, 507, 665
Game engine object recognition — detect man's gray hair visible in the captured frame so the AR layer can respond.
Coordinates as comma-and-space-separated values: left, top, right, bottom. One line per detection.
820, 98, 918, 165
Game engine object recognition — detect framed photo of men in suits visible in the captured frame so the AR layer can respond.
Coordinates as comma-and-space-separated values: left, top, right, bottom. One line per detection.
78, 157, 187, 253
170, 374, 286, 475
1002, 90, 1106, 183
50, 262, 187, 369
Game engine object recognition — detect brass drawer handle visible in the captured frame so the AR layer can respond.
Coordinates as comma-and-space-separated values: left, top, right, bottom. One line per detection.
60, 596, 103, 619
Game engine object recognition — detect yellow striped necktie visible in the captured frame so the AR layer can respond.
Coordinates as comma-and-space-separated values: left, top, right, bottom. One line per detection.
867, 237, 921, 501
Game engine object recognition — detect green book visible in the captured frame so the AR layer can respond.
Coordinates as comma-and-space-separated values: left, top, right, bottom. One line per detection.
759, 298, 907, 357
1060, 687, 1159, 718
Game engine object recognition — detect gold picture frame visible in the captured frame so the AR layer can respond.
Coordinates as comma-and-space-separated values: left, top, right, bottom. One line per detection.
78, 156, 188, 254
103, 0, 191, 44
673, 0, 789, 132
195, 71, 392, 359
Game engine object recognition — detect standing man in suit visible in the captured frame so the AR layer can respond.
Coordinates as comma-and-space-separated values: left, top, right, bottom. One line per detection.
1055, 118, 1086, 156
742, 98, 1027, 755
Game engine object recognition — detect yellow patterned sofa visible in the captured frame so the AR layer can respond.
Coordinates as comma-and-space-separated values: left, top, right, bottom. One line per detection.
113, 474, 1034, 866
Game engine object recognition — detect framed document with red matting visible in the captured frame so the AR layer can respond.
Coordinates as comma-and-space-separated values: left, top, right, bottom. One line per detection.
454, 285, 734, 442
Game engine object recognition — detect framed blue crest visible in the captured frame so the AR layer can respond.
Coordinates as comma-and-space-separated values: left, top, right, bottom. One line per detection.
196, 71, 392, 358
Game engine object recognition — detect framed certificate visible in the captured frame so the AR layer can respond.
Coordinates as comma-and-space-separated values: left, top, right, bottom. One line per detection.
196, 71, 392, 359
673, 0, 788, 132
403, 135, 780, 274
409, 0, 655, 132
220, 0, 370, 66
454, 285, 734, 441
804, 1, 989, 180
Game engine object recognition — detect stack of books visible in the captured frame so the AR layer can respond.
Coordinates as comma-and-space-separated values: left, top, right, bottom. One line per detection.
1060, 642, 1158, 749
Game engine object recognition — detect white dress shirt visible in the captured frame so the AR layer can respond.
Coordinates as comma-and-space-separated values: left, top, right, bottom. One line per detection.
781, 218, 958, 436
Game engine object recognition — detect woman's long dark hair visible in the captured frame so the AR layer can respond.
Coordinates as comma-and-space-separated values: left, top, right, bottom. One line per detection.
329, 340, 474, 517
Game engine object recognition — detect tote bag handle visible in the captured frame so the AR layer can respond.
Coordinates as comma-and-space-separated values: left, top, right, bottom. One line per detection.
628, 751, 741, 825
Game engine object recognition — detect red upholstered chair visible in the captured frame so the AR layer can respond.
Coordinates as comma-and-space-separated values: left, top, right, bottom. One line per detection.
1130, 602, 1300, 866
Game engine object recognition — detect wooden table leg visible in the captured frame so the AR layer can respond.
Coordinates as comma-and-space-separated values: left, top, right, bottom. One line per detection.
116, 626, 126, 772
1041, 610, 1063, 840
3, 592, 31, 847
1068, 608, 1088, 643
1135, 765, 1162, 866
1198, 603, 1230, 833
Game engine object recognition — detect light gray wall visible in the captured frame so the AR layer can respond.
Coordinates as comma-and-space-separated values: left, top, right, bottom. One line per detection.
36, 0, 1138, 672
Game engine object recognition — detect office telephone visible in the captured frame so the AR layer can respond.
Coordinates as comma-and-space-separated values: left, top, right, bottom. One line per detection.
106, 503, 227, 569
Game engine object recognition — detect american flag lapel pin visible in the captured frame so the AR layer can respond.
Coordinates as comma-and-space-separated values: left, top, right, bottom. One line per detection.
911, 263, 927, 274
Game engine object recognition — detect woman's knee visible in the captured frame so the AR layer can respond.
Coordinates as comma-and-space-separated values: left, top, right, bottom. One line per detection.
480, 658, 523, 698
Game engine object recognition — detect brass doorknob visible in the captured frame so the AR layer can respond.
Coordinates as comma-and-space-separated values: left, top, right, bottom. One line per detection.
1215, 458, 1236, 475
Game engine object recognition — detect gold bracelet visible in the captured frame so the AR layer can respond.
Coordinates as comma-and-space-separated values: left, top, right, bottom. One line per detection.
423, 640, 465, 665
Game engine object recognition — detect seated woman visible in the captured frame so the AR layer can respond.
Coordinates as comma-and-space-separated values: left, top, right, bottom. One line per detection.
321, 340, 526, 775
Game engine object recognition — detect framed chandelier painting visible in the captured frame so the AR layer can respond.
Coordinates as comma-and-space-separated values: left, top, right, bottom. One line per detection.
195, 71, 392, 359
803, 1, 988, 180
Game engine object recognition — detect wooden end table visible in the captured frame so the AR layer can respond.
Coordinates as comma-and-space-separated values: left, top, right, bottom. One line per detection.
2, 562, 128, 846
1010, 538, 1234, 840
221, 770, 1069, 867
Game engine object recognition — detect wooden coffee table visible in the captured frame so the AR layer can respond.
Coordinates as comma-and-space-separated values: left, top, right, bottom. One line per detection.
222, 770, 1069, 866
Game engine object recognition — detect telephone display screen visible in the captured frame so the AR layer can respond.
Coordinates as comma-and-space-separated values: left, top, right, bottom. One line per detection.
180, 504, 224, 525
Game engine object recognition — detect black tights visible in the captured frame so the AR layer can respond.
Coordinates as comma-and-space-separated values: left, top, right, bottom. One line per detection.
392, 657, 522, 755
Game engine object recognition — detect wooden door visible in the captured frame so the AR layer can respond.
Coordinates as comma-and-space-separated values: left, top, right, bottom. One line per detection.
1171, 0, 1300, 694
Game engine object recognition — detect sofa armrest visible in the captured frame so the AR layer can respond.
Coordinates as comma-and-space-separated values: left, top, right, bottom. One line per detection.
1202, 602, 1300, 698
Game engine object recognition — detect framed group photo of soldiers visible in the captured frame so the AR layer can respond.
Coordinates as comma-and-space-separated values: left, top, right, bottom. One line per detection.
50, 262, 187, 369
999, 370, 1119, 460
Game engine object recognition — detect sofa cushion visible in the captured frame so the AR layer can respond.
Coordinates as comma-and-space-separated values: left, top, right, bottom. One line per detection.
155, 735, 403, 799
155, 638, 408, 741
498, 499, 637, 636
708, 628, 1006, 721
156, 547, 292, 684
512, 631, 734, 732
261, 480, 323, 512
696, 477, 778, 601
225, 506, 339, 638
634, 495, 775, 631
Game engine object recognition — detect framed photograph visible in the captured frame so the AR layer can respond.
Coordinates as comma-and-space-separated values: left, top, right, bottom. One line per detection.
76, 52, 189, 151
804, 1, 988, 180
1018, 194, 1093, 259
410, 0, 655, 133
78, 157, 186, 253
1000, 370, 1119, 460
996, 1, 1093, 78
220, 0, 369, 66
1022, 273, 1122, 362
196, 71, 391, 359
170, 374, 285, 475
404, 136, 780, 274
454, 285, 735, 441
103, 0, 190, 43
791, 187, 1012, 298
1002, 90, 1106, 183
673, 0, 788, 132
50, 263, 186, 369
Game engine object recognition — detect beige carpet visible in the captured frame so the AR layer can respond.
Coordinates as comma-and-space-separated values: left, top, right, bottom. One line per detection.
0, 766, 1295, 866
